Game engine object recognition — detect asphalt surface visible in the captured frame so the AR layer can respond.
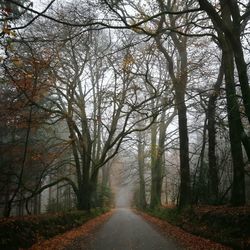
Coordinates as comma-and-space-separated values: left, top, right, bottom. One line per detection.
66, 208, 182, 250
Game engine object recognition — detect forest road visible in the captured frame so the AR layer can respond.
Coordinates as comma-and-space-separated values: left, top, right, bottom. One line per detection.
65, 208, 183, 250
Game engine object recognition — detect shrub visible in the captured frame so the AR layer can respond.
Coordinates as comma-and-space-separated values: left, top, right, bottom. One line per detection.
143, 206, 250, 249
145, 206, 182, 225
0, 207, 109, 250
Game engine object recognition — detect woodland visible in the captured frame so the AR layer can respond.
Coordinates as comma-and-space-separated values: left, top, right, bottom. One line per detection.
0, 0, 250, 221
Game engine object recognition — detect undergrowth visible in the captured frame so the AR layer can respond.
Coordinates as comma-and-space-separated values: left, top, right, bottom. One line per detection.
143, 206, 250, 249
0, 207, 109, 250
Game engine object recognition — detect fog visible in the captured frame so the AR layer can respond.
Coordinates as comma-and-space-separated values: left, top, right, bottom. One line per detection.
115, 184, 134, 208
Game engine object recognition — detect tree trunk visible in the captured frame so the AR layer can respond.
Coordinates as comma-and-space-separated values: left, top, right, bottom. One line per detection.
155, 29, 191, 209
3, 201, 12, 217
231, 36, 250, 124
77, 182, 91, 211
223, 0, 250, 124
194, 118, 207, 204
220, 2, 246, 206
165, 175, 168, 205
207, 95, 219, 204
138, 131, 147, 209
221, 0, 250, 160
102, 162, 111, 187
222, 40, 245, 206
207, 62, 223, 204
198, 0, 250, 160
90, 168, 99, 208
199, 0, 246, 206
3, 175, 11, 217
150, 122, 160, 208
175, 87, 191, 209
150, 150, 164, 208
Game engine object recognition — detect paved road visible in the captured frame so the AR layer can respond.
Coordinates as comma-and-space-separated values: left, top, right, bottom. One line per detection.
66, 208, 182, 250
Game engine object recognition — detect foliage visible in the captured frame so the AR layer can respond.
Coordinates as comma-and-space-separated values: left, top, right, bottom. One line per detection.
95, 184, 114, 208
0, 0, 32, 20
0, 0, 249, 220
29, 210, 113, 250
0, 207, 109, 250
143, 206, 250, 249
139, 210, 231, 250
144, 206, 182, 224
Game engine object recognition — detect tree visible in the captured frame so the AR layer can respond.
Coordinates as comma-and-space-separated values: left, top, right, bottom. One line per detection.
31, 9, 162, 210
198, 0, 250, 125
137, 129, 147, 209
0, 40, 60, 216
207, 61, 224, 204
150, 97, 176, 208
197, 0, 249, 206
1, 0, 249, 214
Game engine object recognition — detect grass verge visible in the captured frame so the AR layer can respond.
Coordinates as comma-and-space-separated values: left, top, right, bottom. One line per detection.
0, 207, 109, 250
143, 205, 250, 249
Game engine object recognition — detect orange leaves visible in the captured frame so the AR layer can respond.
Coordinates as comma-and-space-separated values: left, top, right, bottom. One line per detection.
1, 20, 16, 53
28, 57, 50, 72
30, 210, 113, 250
8, 53, 53, 103
31, 153, 42, 161
2, 26, 15, 37
2, 7, 12, 16
2, 25, 11, 35
140, 205, 250, 249
12, 56, 23, 67
122, 53, 135, 73
14, 77, 33, 93
138, 210, 232, 250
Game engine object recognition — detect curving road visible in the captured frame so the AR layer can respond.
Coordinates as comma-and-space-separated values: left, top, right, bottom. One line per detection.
66, 208, 182, 250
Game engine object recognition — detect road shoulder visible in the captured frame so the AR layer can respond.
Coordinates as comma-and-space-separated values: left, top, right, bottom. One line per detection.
136, 210, 232, 250
28, 210, 114, 250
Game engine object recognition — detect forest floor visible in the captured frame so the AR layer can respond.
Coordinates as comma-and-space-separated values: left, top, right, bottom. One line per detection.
28, 207, 237, 250
142, 205, 250, 249
28, 210, 114, 250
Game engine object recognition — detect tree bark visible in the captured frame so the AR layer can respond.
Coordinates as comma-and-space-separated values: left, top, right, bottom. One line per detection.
175, 86, 191, 208
199, 0, 246, 206
207, 62, 223, 204
198, 0, 250, 156
138, 131, 147, 209
222, 40, 245, 206
155, 30, 191, 209
150, 122, 160, 208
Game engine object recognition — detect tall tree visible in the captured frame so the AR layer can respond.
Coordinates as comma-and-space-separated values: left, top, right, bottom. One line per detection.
137, 129, 147, 209
198, 0, 248, 205
33, 13, 161, 210
207, 61, 224, 204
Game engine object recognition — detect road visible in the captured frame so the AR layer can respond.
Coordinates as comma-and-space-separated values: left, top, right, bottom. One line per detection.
66, 208, 183, 250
